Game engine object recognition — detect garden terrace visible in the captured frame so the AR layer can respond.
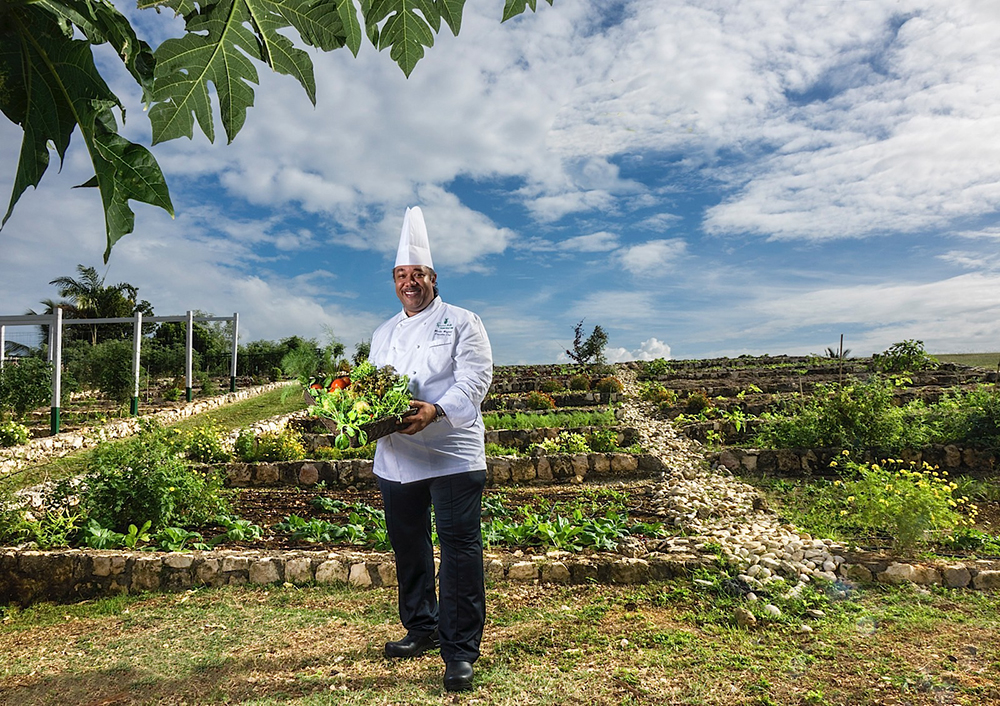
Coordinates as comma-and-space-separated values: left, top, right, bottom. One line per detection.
5, 357, 1000, 612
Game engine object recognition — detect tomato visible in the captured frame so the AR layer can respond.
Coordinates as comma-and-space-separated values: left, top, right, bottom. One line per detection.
310, 384, 322, 389
328, 377, 350, 391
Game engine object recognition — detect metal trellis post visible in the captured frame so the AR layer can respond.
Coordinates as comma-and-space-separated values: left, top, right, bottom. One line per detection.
230, 312, 239, 392
51, 308, 62, 434
131, 311, 143, 415
185, 310, 194, 402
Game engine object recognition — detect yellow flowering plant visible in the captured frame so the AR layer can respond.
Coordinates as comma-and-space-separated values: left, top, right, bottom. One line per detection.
838, 457, 976, 551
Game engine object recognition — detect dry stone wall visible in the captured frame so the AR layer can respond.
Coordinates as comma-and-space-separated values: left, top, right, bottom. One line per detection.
714, 445, 998, 479
221, 452, 667, 489
3, 542, 998, 607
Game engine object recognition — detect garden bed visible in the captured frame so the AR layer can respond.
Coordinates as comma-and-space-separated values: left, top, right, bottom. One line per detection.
197, 480, 670, 553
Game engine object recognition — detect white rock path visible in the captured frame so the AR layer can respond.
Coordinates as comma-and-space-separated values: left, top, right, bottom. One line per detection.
615, 365, 846, 593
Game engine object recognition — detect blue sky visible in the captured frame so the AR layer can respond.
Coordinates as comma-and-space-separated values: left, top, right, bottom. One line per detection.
3, 0, 1000, 364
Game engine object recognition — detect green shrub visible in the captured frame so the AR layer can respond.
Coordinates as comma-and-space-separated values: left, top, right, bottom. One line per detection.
269, 366, 283, 382
753, 378, 904, 450
586, 428, 620, 453
233, 428, 256, 462
525, 391, 556, 411
835, 455, 973, 550
540, 379, 564, 393
873, 339, 938, 374
639, 382, 676, 406
0, 481, 25, 545
234, 427, 306, 462
254, 428, 306, 462
931, 386, 1000, 447
162, 386, 182, 402
80, 426, 230, 533
532, 431, 590, 455
0, 357, 51, 420
594, 377, 623, 394
568, 374, 591, 391
16, 506, 81, 549
311, 444, 376, 460
485, 442, 520, 456
0, 421, 30, 447
72, 340, 136, 405
198, 371, 219, 396
684, 391, 712, 415
643, 358, 670, 377
181, 422, 231, 463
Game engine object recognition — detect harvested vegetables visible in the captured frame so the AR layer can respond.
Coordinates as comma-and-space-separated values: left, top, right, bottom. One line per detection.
306, 361, 413, 448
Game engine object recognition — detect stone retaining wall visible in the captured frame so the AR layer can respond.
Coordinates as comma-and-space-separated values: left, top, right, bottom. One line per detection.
0, 547, 705, 606
222, 452, 668, 489
2, 544, 997, 607
482, 391, 620, 412
1, 382, 295, 478
298, 427, 640, 453
714, 445, 999, 478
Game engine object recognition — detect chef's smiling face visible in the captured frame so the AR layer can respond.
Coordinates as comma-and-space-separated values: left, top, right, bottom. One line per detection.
394, 265, 437, 316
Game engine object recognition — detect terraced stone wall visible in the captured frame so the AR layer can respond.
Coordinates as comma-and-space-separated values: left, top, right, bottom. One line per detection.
715, 445, 998, 479
221, 452, 668, 489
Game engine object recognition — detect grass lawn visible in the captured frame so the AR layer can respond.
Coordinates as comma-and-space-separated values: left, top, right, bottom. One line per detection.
933, 352, 1000, 369
1, 581, 998, 705
6, 386, 307, 493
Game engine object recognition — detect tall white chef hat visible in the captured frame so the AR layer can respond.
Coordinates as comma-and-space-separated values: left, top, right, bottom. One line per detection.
394, 206, 434, 270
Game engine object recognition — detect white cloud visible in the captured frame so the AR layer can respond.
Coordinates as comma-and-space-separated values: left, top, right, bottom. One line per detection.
559, 231, 620, 252
605, 337, 672, 363
619, 239, 687, 276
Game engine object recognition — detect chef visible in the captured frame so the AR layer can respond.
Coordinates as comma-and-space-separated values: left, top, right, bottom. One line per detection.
369, 206, 493, 693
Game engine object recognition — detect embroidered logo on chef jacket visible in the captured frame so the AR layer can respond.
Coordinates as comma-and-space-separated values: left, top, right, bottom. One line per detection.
432, 318, 455, 341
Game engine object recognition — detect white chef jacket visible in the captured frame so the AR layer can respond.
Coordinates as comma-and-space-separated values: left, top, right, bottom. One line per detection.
369, 296, 493, 483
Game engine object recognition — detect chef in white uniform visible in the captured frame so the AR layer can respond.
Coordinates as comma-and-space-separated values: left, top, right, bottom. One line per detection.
369, 206, 493, 693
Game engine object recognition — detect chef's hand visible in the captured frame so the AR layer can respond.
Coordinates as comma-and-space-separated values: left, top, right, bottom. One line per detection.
397, 400, 438, 435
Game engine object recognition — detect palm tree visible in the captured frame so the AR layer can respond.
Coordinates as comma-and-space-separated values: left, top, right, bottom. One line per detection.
44, 265, 153, 344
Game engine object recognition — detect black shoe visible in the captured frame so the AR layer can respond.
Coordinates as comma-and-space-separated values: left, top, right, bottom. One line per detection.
444, 660, 474, 692
384, 630, 440, 659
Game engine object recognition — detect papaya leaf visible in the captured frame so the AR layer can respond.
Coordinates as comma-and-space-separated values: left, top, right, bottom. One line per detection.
275, 0, 360, 55
438, 0, 465, 35
0, 5, 173, 261
37, 0, 156, 101
87, 109, 174, 261
364, 0, 442, 78
502, 0, 553, 23
150, 0, 262, 144
150, 0, 343, 145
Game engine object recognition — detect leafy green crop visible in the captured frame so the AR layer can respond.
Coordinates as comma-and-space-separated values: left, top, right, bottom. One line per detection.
307, 362, 412, 448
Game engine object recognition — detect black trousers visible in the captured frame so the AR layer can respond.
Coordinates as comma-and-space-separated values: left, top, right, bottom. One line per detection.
378, 470, 487, 664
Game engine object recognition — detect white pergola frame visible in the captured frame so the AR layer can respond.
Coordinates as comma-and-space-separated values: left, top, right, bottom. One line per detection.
0, 310, 239, 434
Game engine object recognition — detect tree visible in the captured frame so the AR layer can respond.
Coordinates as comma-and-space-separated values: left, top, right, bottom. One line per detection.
43, 265, 154, 344
0, 0, 553, 262
566, 320, 608, 366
